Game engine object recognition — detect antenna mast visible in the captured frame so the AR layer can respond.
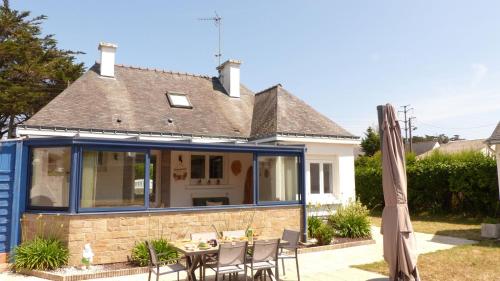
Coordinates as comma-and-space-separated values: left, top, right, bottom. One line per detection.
198, 11, 222, 66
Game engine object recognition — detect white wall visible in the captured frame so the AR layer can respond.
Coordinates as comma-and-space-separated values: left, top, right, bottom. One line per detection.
169, 151, 253, 207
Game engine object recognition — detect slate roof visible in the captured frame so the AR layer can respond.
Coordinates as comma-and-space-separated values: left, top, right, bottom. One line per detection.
411, 141, 439, 156
418, 139, 488, 158
24, 64, 356, 140
487, 122, 500, 144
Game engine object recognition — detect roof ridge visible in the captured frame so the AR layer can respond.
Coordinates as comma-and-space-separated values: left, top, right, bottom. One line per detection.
255, 83, 282, 95
95, 61, 212, 79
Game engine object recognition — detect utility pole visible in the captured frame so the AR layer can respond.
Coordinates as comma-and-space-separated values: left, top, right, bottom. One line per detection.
409, 117, 416, 153
399, 105, 412, 148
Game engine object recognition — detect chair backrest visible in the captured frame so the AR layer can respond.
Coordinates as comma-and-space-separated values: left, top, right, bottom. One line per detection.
217, 241, 248, 267
282, 229, 300, 249
222, 230, 246, 239
145, 241, 158, 266
252, 239, 280, 263
191, 232, 218, 242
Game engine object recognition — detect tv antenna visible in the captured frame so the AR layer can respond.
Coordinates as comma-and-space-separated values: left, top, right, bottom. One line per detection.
198, 11, 222, 66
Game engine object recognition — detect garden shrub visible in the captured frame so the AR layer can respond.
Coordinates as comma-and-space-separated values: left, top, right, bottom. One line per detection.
12, 237, 69, 271
328, 200, 372, 238
131, 238, 178, 266
355, 151, 499, 216
307, 216, 323, 238
313, 223, 334, 246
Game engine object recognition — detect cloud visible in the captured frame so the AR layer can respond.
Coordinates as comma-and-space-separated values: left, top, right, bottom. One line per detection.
471, 63, 488, 86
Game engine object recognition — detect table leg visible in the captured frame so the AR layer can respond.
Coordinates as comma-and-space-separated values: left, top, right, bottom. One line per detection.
186, 255, 199, 281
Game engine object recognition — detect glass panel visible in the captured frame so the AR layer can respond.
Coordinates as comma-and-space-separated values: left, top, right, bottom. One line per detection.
209, 156, 224, 179
323, 163, 333, 194
80, 150, 146, 208
190, 155, 205, 179
29, 147, 71, 208
258, 156, 299, 202
310, 163, 320, 194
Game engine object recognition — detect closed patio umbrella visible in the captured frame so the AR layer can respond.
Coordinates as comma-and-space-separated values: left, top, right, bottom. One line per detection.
378, 104, 420, 281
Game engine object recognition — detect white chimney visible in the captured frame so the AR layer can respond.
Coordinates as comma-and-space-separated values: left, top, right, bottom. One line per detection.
217, 60, 242, 98
98, 42, 118, 77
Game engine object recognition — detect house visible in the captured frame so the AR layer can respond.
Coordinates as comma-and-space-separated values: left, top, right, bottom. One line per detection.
410, 141, 440, 156
0, 42, 360, 265
486, 122, 500, 198
417, 139, 493, 159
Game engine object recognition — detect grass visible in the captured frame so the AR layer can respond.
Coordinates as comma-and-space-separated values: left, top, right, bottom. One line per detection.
358, 213, 500, 280
354, 240, 500, 281
370, 213, 483, 241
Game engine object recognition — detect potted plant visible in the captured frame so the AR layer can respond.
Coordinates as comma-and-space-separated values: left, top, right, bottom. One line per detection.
481, 217, 500, 239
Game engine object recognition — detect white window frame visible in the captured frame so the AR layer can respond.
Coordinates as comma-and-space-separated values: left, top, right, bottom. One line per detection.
307, 158, 340, 204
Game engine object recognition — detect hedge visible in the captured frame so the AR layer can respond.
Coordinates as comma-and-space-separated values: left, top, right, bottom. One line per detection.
355, 151, 499, 216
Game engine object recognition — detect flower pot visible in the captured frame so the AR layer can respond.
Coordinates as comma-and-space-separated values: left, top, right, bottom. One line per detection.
480, 223, 500, 238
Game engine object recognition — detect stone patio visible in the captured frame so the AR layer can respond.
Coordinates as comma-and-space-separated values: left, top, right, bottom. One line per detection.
0, 227, 476, 281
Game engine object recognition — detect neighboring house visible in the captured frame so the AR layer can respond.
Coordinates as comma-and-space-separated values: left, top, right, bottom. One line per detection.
486, 122, 500, 197
0, 43, 359, 265
411, 141, 440, 156
418, 139, 493, 158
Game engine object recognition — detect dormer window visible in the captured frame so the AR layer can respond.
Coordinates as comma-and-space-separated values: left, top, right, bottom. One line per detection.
166, 91, 192, 108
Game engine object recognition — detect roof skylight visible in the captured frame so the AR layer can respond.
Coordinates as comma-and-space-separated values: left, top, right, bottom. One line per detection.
166, 92, 192, 109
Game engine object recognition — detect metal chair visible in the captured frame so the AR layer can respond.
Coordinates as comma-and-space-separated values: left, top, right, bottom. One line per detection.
204, 241, 248, 281
191, 231, 218, 241
222, 230, 246, 239
146, 241, 186, 281
246, 239, 280, 281
278, 229, 301, 281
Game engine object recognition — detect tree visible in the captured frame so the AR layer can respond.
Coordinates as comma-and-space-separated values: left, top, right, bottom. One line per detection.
360, 127, 380, 157
412, 134, 450, 144
0, 0, 84, 138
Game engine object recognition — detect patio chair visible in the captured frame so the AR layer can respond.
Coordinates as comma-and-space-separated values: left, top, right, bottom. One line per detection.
191, 231, 218, 241
204, 241, 248, 281
245, 239, 280, 281
277, 229, 301, 281
222, 230, 246, 239
146, 241, 186, 281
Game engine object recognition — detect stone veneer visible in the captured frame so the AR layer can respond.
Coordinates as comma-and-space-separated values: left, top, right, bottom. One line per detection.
22, 205, 303, 265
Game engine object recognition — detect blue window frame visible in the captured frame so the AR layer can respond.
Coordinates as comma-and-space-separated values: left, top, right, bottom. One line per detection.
22, 138, 306, 214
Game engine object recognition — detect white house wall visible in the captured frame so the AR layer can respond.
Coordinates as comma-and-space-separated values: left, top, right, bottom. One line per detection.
497, 149, 500, 197
280, 141, 357, 206
169, 151, 253, 207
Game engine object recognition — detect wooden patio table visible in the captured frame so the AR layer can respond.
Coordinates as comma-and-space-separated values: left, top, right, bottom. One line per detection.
171, 238, 288, 281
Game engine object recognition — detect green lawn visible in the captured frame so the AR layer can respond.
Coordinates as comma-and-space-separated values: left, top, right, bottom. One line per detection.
356, 214, 500, 281
370, 213, 483, 241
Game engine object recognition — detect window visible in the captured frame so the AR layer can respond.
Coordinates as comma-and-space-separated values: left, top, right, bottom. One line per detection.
323, 163, 332, 194
258, 156, 299, 202
310, 163, 320, 194
309, 161, 335, 196
80, 150, 146, 208
190, 153, 226, 185
166, 92, 192, 108
29, 147, 71, 209
190, 155, 205, 179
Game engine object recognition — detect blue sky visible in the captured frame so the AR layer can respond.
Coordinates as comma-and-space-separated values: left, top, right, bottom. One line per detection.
14, 1, 500, 139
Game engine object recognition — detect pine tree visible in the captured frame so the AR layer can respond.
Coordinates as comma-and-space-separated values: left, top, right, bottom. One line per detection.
0, 0, 84, 138
360, 127, 380, 157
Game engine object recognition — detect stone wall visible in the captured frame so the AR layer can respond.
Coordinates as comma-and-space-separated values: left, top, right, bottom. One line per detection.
22, 205, 303, 265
